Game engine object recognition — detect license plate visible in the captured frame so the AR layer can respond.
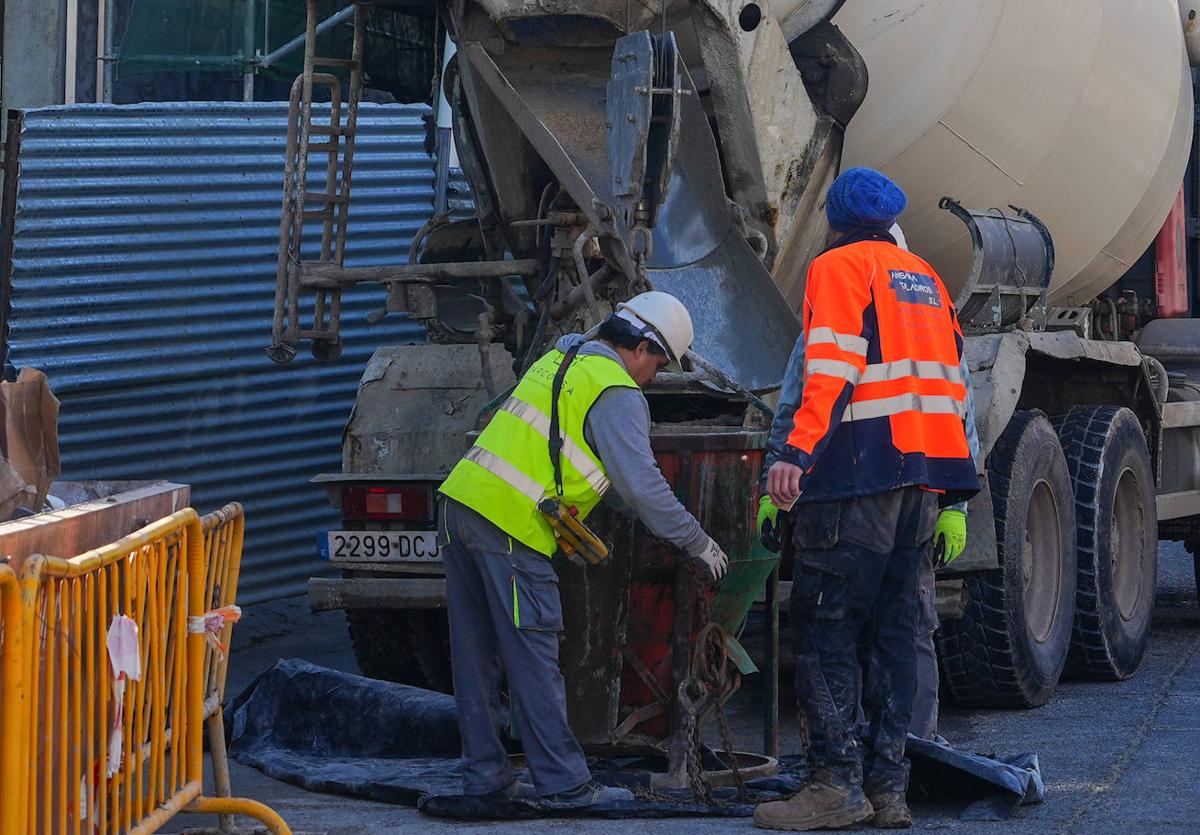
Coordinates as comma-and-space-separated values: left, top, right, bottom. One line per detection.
324, 530, 441, 562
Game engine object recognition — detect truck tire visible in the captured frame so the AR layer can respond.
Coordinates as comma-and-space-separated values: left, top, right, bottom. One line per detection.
938, 411, 1077, 708
345, 608, 454, 693
1055, 406, 1157, 680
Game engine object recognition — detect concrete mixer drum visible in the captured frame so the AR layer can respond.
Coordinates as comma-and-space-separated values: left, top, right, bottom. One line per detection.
940, 199, 1055, 333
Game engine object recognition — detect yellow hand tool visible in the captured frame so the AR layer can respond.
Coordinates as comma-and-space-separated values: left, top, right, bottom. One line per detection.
538, 497, 609, 566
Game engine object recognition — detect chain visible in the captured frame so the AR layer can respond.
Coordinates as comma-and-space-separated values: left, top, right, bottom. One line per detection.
677, 670, 712, 804
681, 563, 749, 803
633, 252, 650, 294
623, 563, 751, 808
628, 224, 653, 294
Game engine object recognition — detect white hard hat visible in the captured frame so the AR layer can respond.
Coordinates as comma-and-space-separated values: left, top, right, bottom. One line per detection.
615, 291, 694, 372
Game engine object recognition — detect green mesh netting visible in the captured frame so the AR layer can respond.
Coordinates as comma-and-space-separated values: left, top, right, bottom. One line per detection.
117, 0, 437, 103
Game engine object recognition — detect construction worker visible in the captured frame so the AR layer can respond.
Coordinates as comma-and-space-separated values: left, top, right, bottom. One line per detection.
757, 226, 980, 746
437, 291, 729, 811
753, 168, 979, 832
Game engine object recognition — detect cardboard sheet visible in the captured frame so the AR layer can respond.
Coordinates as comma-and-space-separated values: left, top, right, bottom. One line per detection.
0, 368, 60, 519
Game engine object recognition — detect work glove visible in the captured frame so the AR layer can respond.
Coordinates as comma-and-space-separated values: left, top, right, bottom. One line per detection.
757, 495, 782, 553
933, 509, 968, 566
692, 536, 729, 582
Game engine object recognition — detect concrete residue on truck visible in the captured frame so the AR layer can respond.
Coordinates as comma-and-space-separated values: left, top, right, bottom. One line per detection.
269, 0, 1200, 780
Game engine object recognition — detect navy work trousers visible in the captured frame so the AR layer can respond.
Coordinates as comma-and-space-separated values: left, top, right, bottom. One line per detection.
910, 547, 941, 740
788, 486, 937, 794
438, 498, 591, 797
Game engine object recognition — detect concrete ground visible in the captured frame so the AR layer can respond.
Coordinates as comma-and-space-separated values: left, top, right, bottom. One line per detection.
172, 542, 1200, 834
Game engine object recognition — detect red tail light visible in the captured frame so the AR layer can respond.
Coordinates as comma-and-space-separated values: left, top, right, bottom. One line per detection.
342, 484, 434, 522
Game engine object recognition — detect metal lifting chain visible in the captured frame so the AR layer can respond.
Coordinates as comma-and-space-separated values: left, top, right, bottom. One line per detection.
677, 669, 711, 804
628, 223, 654, 295
633, 252, 651, 294
679, 563, 749, 804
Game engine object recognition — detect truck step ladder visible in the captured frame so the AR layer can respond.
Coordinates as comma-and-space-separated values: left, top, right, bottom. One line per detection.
269, 0, 367, 363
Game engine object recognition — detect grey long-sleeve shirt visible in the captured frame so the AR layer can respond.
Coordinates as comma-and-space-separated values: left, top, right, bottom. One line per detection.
556, 334, 710, 558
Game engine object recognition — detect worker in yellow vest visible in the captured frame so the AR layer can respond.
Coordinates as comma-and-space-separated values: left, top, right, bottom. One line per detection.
437, 291, 729, 811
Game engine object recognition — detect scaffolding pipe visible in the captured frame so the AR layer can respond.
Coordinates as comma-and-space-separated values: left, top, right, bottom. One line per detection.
65, 0, 78, 104
102, 0, 116, 101
432, 31, 458, 215
258, 4, 355, 69
243, 0, 256, 102
96, 0, 112, 102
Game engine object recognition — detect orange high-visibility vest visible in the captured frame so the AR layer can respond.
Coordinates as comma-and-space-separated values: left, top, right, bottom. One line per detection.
780, 234, 979, 503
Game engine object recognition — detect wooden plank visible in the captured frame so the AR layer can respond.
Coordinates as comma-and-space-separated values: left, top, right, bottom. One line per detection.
298, 258, 541, 288
0, 481, 190, 561
308, 577, 447, 612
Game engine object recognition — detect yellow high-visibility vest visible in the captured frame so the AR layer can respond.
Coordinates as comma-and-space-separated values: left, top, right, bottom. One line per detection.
438, 346, 638, 556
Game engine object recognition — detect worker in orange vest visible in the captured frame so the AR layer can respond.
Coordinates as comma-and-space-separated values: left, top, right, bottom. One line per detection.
753, 168, 980, 832
757, 223, 979, 747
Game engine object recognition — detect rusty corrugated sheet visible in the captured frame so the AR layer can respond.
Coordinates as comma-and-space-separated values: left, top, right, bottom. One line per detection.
1, 102, 457, 602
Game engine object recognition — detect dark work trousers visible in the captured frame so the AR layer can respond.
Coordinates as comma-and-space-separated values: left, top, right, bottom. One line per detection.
910, 547, 941, 740
789, 486, 938, 794
438, 498, 591, 797
862, 544, 940, 740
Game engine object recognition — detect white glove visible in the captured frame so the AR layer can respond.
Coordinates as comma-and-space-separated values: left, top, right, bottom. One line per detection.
692, 537, 729, 582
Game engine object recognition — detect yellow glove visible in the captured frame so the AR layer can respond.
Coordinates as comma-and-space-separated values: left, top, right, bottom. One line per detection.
933, 509, 967, 566
757, 495, 781, 553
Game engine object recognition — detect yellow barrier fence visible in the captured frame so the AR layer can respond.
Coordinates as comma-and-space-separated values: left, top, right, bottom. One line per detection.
4, 507, 289, 835
1, 563, 27, 834
200, 504, 245, 726
200, 503, 247, 833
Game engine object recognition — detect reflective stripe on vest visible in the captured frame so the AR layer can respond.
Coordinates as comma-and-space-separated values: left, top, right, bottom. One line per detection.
806, 358, 862, 384
859, 359, 963, 386
500, 396, 611, 495
463, 445, 544, 503
842, 392, 966, 423
807, 327, 868, 356
807, 356, 962, 389
438, 346, 638, 556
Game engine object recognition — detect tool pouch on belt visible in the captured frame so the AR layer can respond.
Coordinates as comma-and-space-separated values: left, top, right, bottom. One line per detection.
539, 341, 611, 567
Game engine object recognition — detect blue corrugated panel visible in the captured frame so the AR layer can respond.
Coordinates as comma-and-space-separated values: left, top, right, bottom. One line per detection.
4, 102, 451, 602
448, 167, 475, 220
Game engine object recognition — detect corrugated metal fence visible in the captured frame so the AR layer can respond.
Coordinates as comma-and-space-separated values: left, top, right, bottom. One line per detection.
1, 102, 448, 602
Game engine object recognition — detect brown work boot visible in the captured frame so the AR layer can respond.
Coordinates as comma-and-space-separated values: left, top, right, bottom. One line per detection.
753, 778, 874, 831
866, 791, 912, 829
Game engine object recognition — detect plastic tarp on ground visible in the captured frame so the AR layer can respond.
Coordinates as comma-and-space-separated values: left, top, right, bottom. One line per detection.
229, 659, 1044, 821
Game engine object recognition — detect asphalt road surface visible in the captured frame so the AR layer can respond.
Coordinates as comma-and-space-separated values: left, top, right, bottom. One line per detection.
172, 542, 1200, 834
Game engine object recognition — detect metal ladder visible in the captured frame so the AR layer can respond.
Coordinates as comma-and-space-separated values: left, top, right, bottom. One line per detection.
269, 0, 367, 363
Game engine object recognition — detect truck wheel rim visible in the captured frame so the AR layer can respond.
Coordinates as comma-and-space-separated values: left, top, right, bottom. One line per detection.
1111, 466, 1146, 623
1023, 479, 1063, 644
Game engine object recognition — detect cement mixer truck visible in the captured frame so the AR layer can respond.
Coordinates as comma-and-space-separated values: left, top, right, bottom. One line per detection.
272, 0, 1200, 719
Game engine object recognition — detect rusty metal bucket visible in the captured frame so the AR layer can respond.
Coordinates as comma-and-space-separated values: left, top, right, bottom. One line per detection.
556, 426, 778, 754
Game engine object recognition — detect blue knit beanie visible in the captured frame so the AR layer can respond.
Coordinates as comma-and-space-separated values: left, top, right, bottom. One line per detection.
825, 167, 907, 232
